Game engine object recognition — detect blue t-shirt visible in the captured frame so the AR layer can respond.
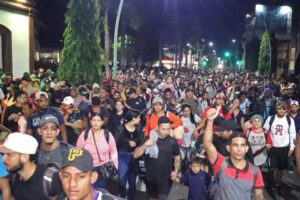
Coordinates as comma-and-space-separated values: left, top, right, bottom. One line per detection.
0, 155, 9, 200
26, 107, 64, 140
180, 170, 209, 200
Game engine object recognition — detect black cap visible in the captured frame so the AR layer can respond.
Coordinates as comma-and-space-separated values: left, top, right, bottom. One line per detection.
62, 148, 93, 172
92, 97, 101, 106
217, 120, 239, 132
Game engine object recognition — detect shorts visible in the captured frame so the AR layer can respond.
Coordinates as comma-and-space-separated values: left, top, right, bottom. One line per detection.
268, 146, 289, 170
145, 178, 172, 200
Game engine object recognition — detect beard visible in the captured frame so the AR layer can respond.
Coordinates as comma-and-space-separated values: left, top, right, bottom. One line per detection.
8, 160, 24, 174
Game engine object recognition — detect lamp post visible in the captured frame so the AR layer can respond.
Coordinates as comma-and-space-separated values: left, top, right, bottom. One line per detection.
113, 0, 125, 79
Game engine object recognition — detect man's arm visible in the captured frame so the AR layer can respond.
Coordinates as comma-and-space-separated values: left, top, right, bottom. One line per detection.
203, 107, 220, 165
296, 134, 300, 175
254, 188, 264, 200
0, 177, 11, 200
59, 124, 68, 143
171, 155, 181, 181
133, 138, 155, 159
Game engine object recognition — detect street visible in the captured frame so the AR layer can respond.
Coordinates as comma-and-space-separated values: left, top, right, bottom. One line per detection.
134, 169, 300, 200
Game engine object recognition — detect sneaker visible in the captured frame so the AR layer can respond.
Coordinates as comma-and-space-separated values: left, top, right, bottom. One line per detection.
288, 166, 294, 174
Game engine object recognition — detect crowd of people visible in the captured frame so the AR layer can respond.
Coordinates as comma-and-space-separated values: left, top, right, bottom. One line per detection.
0, 66, 299, 200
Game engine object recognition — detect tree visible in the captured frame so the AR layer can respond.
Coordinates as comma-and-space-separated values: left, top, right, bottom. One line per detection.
58, 0, 103, 84
258, 31, 271, 76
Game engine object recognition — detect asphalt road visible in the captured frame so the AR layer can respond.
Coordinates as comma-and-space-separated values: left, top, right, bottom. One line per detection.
134, 169, 300, 200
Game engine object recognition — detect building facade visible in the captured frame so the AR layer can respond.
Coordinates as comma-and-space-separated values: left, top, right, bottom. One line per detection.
0, 0, 35, 78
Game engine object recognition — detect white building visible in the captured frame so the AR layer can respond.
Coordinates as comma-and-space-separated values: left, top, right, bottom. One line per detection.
0, 0, 35, 78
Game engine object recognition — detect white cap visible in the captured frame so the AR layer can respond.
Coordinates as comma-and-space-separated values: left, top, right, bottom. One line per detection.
62, 96, 75, 105
0, 132, 38, 154
93, 83, 100, 89
290, 100, 299, 106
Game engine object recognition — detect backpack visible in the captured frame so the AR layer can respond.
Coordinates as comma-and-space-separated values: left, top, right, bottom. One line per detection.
40, 142, 69, 198
84, 129, 110, 143
268, 115, 291, 134
208, 158, 259, 199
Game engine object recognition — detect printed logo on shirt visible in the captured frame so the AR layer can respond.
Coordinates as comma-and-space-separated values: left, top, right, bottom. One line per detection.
33, 117, 41, 127
275, 125, 283, 136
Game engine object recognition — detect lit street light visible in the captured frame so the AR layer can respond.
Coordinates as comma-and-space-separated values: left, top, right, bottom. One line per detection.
209, 42, 214, 47
255, 4, 264, 13
246, 14, 252, 18
232, 39, 236, 43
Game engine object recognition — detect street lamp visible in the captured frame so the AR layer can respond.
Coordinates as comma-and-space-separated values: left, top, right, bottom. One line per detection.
255, 4, 264, 13
279, 6, 292, 15
209, 42, 214, 47
113, 0, 125, 79
232, 39, 236, 43
246, 14, 252, 18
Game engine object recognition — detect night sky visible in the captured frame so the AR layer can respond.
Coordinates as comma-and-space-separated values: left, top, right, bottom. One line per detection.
36, 0, 262, 54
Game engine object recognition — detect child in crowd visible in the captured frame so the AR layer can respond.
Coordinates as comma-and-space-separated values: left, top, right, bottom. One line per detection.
244, 114, 272, 167
176, 157, 211, 200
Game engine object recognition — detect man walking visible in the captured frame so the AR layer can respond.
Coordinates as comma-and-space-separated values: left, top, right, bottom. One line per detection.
134, 116, 180, 200
203, 107, 264, 200
26, 91, 67, 142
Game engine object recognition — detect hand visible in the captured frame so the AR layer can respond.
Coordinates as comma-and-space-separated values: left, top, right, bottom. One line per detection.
288, 150, 294, 157
297, 166, 300, 175
206, 106, 221, 121
184, 127, 189, 133
169, 129, 175, 137
144, 138, 155, 147
129, 141, 136, 147
9, 113, 19, 120
266, 143, 272, 150
170, 171, 178, 181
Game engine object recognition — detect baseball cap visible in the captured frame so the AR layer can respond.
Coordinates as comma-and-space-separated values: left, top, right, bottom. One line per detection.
0, 132, 38, 154
290, 100, 299, 106
92, 83, 100, 89
30, 74, 37, 82
217, 120, 239, 132
62, 96, 75, 105
36, 91, 49, 100
152, 96, 164, 105
276, 101, 287, 108
61, 147, 93, 172
39, 114, 59, 127
251, 114, 263, 122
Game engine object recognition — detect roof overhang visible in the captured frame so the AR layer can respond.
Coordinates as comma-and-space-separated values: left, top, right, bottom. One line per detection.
0, 0, 36, 15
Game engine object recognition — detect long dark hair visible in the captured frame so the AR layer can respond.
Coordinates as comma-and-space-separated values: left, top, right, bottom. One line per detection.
181, 104, 197, 126
124, 109, 140, 124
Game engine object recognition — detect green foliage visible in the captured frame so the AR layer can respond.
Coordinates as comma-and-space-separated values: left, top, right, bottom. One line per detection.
58, 0, 103, 84
258, 31, 270, 76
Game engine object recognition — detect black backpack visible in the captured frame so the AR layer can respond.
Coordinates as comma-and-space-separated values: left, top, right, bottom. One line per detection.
84, 129, 110, 143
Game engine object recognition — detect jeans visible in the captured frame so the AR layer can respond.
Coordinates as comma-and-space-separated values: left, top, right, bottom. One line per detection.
118, 151, 136, 200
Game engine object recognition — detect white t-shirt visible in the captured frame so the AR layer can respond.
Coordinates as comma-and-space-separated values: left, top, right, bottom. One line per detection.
263, 115, 296, 150
181, 114, 201, 147
239, 98, 250, 115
